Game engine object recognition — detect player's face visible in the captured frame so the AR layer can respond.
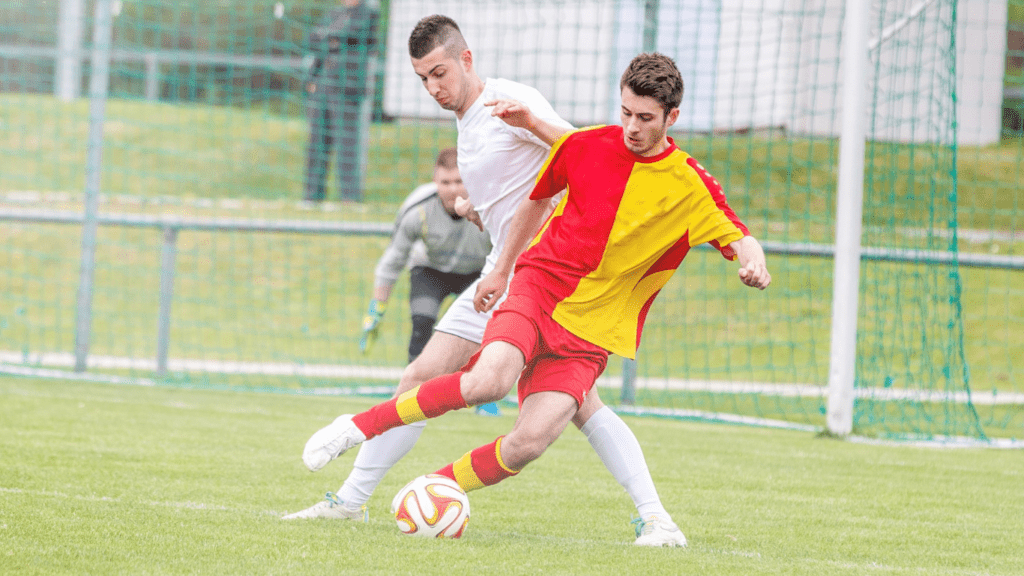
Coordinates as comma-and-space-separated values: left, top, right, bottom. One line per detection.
412, 46, 473, 116
619, 87, 679, 157
434, 166, 467, 216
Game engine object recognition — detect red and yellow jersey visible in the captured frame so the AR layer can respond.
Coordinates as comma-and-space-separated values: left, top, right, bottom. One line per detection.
517, 125, 749, 359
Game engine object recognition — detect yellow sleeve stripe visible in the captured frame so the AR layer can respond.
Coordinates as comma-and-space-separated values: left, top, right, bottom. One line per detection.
396, 387, 426, 424
452, 452, 486, 492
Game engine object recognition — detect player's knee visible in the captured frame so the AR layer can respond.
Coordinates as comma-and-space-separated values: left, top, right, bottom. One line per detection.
408, 315, 436, 363
458, 370, 508, 405
398, 356, 438, 394
500, 430, 552, 469
571, 388, 606, 428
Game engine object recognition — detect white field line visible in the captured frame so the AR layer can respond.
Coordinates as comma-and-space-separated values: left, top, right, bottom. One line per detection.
2, 350, 1021, 405
0, 486, 290, 515
845, 435, 1024, 449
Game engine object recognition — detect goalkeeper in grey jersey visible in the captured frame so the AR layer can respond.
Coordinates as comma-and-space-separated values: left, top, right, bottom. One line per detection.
361, 148, 492, 376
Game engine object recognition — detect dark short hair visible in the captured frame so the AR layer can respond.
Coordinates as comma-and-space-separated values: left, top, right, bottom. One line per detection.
435, 147, 457, 170
408, 15, 467, 60
619, 52, 684, 113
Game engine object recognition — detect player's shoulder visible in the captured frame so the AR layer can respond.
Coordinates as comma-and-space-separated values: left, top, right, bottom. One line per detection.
558, 124, 619, 149
485, 78, 547, 102
672, 150, 729, 195
394, 182, 437, 226
570, 124, 617, 139
397, 182, 437, 213
675, 150, 715, 179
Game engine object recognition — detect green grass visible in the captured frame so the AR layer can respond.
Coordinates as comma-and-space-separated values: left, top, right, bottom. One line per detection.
1, 375, 1022, 575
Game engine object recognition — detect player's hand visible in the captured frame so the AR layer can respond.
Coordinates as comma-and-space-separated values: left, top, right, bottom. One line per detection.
732, 236, 771, 290
738, 259, 771, 289
359, 299, 387, 353
454, 196, 484, 231
473, 270, 509, 313
484, 99, 535, 130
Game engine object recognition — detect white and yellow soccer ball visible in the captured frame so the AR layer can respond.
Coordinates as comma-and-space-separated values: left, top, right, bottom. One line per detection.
391, 474, 470, 538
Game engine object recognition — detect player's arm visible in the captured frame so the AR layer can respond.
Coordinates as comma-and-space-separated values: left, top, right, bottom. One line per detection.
361, 211, 421, 352
485, 99, 571, 146
729, 235, 771, 290
453, 196, 483, 231
473, 195, 552, 312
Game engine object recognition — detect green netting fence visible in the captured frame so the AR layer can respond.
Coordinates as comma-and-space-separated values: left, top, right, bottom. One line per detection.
0, 0, 1021, 444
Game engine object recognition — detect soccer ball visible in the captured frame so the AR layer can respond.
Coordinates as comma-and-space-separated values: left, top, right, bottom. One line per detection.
391, 474, 470, 538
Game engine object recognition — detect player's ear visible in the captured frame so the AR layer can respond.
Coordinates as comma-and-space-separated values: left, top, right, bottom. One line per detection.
665, 107, 680, 129
460, 48, 473, 71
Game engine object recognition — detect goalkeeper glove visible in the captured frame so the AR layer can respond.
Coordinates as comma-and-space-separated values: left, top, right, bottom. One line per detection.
359, 299, 386, 353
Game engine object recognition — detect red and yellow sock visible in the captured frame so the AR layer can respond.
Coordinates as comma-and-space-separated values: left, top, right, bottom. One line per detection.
434, 436, 520, 492
351, 372, 467, 439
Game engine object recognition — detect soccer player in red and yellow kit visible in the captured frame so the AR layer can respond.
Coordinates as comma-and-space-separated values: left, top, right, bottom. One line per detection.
301, 52, 771, 545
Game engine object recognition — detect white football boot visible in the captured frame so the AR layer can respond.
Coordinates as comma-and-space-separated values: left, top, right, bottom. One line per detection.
302, 414, 366, 472
282, 492, 367, 521
632, 516, 688, 547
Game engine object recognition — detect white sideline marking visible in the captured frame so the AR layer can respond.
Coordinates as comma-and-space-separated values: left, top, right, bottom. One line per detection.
846, 436, 1024, 449
0, 350, 403, 380
1, 350, 1021, 405
0, 486, 235, 512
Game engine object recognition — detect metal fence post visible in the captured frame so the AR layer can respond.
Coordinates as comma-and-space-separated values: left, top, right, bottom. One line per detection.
621, 357, 637, 405
56, 0, 85, 101
73, 0, 113, 372
643, 0, 660, 52
145, 52, 159, 101
156, 226, 178, 376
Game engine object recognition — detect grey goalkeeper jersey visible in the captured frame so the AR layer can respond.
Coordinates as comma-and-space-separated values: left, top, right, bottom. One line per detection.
374, 183, 492, 287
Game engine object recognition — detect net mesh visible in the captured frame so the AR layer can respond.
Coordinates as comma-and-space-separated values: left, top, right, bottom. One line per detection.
0, 0, 1020, 442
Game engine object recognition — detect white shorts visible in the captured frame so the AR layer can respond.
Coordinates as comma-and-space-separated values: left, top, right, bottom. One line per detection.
433, 275, 509, 344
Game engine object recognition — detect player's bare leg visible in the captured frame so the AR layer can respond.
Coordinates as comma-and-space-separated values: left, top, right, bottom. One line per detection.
284, 331, 479, 519
572, 386, 687, 547
500, 391, 578, 470
396, 330, 482, 395
455, 341, 524, 405
432, 390, 578, 491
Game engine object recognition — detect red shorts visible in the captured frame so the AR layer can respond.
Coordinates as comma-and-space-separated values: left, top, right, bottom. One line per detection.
463, 276, 608, 407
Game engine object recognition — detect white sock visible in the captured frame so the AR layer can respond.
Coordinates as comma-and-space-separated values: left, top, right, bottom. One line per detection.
336, 421, 426, 507
581, 406, 670, 522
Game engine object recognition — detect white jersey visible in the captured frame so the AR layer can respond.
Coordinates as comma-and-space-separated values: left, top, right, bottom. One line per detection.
456, 78, 573, 274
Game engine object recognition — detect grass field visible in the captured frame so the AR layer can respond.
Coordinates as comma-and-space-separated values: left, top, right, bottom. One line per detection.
1, 375, 1022, 576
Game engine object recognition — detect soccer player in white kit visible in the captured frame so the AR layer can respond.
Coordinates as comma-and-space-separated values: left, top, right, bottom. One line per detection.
284, 14, 685, 547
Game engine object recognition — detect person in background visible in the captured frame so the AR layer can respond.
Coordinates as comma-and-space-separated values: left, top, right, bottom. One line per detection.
303, 0, 380, 203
